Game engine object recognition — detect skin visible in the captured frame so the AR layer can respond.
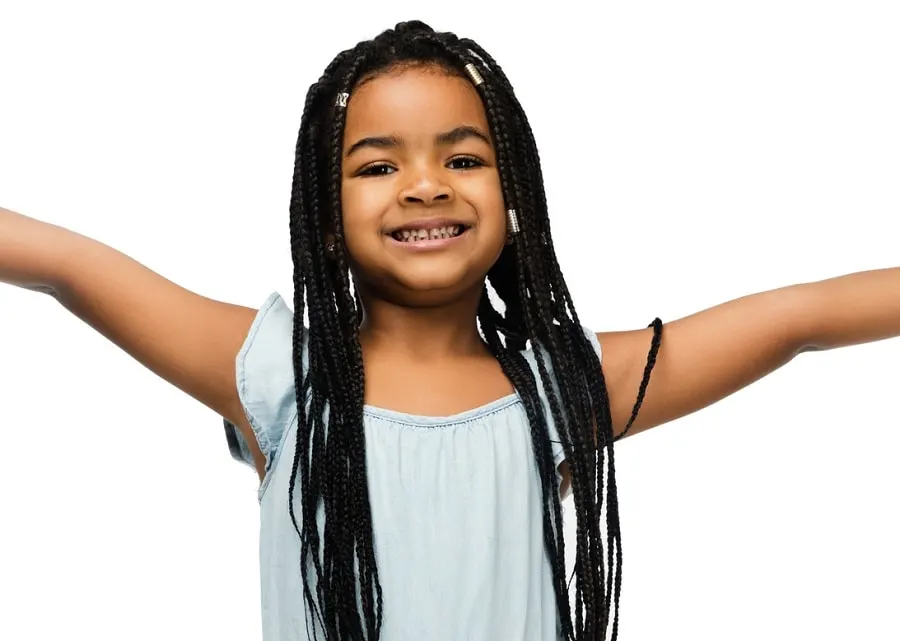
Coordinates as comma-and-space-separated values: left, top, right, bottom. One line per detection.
3, 65, 899, 493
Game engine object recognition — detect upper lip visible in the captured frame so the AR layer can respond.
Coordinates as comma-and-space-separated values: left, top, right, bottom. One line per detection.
386, 218, 470, 234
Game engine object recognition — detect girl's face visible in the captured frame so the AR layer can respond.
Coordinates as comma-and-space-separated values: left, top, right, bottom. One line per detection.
340, 64, 507, 306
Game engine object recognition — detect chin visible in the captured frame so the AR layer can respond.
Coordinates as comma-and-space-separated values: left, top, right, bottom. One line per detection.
376, 268, 480, 307
352, 253, 498, 305
397, 272, 471, 296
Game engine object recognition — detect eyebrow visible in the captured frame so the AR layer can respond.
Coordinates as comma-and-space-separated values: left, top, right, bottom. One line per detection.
344, 125, 492, 158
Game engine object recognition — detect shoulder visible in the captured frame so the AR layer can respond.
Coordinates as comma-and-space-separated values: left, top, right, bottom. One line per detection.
224, 291, 305, 478
518, 325, 603, 371
236, 291, 303, 426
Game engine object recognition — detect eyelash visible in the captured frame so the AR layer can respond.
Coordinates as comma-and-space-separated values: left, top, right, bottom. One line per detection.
357, 156, 485, 176
449, 156, 484, 170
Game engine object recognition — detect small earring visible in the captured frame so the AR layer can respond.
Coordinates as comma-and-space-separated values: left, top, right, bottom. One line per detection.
325, 240, 336, 256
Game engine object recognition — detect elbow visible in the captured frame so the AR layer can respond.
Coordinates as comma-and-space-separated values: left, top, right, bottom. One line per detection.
786, 281, 828, 354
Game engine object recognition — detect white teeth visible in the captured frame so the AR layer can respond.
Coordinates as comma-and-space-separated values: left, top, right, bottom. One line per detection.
395, 225, 465, 242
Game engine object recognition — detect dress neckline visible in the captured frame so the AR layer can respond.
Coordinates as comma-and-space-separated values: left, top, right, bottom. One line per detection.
362, 393, 522, 427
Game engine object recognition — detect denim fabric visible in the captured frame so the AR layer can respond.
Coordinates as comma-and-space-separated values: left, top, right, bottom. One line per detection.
223, 292, 602, 640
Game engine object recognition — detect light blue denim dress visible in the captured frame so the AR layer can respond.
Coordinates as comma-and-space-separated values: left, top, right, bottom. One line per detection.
224, 292, 603, 641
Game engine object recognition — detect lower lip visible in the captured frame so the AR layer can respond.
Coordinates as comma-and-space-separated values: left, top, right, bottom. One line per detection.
386, 229, 469, 252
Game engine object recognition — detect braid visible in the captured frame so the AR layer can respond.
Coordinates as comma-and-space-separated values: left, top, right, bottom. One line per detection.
467, 54, 612, 637
464, 40, 638, 636
286, 21, 662, 641
326, 50, 384, 639
473, 77, 592, 638
288, 78, 328, 638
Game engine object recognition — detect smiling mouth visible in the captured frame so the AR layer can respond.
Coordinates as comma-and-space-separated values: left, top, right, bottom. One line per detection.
390, 225, 469, 243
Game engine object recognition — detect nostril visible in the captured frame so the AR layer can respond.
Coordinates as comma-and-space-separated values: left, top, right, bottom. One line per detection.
403, 193, 451, 204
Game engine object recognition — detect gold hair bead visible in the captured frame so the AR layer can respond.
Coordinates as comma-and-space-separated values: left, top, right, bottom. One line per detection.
464, 63, 484, 86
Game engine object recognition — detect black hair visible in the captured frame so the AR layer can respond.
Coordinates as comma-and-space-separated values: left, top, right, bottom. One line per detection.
287, 20, 662, 640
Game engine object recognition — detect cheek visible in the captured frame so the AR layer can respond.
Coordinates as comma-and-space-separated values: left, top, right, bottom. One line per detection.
340, 182, 391, 269
471, 173, 507, 234
340, 183, 385, 235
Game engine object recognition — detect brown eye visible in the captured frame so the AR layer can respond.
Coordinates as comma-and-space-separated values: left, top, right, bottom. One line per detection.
358, 164, 395, 177
448, 156, 484, 170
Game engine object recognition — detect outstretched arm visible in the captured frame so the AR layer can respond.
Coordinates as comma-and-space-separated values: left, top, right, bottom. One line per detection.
0, 207, 266, 477
598, 267, 900, 440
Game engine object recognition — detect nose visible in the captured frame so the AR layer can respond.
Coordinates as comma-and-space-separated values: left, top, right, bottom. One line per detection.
398, 165, 454, 206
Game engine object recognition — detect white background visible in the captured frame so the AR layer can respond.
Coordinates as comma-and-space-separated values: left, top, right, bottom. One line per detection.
1, 1, 898, 639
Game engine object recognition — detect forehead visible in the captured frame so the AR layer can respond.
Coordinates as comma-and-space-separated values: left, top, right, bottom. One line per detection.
343, 67, 489, 143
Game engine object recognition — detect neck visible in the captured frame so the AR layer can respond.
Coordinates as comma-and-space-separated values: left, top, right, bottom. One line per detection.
357, 286, 487, 359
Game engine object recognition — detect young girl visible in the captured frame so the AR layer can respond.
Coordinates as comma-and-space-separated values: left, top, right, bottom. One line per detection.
2, 18, 897, 641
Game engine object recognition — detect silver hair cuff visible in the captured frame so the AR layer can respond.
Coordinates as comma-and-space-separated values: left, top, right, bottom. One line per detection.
335, 92, 349, 108
464, 63, 484, 86
507, 209, 520, 234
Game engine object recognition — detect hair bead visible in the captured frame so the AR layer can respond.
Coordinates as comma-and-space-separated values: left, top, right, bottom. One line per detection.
464, 63, 484, 86
507, 209, 520, 234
